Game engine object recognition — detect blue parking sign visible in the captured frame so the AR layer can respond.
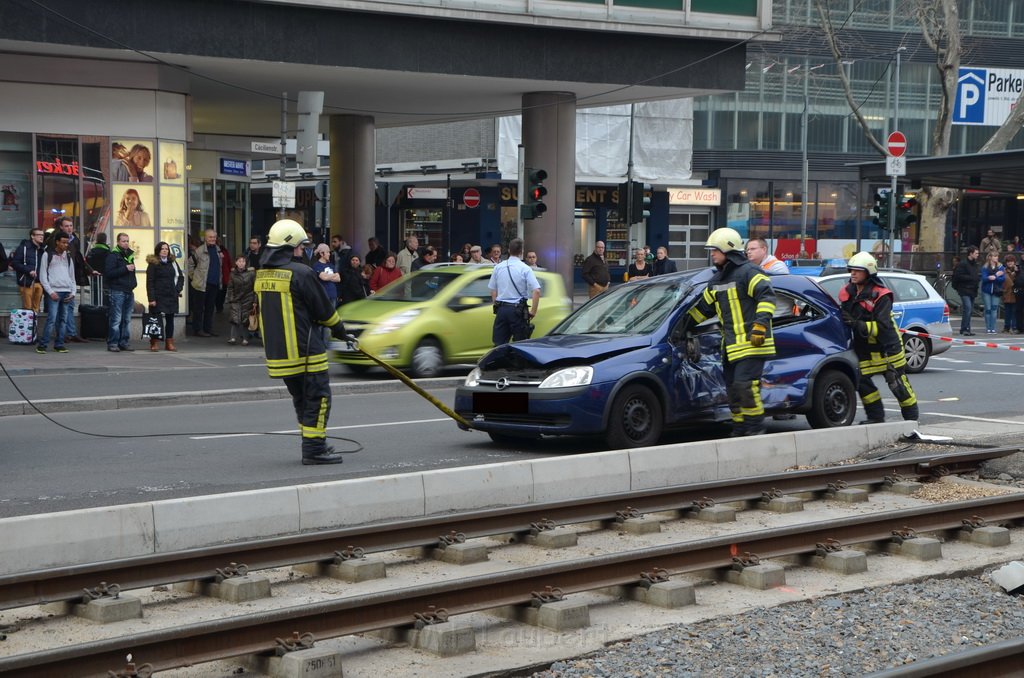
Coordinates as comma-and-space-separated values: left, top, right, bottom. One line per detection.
954, 68, 987, 124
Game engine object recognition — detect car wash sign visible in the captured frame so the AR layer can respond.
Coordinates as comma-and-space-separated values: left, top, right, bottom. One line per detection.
954, 66, 1024, 125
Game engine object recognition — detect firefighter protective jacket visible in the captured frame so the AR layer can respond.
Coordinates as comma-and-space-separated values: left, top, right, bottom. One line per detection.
256, 247, 344, 378
688, 251, 777, 362
838, 278, 907, 375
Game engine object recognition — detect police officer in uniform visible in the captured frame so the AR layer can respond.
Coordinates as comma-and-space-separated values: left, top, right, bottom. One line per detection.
839, 252, 919, 423
488, 237, 540, 346
257, 219, 348, 465
687, 228, 777, 436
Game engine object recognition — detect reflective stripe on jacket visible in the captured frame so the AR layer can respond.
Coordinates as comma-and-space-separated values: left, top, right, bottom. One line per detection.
688, 256, 776, 362
838, 280, 906, 375
256, 249, 344, 379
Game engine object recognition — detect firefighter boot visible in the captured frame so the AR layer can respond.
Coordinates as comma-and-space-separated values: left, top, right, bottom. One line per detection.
860, 399, 886, 424
301, 445, 345, 465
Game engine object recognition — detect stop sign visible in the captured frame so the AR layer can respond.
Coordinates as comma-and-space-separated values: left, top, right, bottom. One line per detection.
463, 187, 480, 209
886, 131, 907, 158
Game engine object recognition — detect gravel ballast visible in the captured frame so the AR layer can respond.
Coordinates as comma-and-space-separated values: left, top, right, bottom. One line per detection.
533, 573, 1024, 677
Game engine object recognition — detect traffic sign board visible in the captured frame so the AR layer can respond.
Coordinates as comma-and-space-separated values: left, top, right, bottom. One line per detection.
887, 131, 907, 158
463, 188, 480, 208
886, 156, 906, 177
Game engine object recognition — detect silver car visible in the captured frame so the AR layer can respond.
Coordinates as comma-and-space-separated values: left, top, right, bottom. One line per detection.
815, 271, 952, 373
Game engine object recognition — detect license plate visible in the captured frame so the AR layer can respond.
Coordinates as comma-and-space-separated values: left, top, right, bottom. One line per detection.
473, 392, 528, 414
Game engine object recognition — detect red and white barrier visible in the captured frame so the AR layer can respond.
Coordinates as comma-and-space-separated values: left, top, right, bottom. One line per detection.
899, 328, 1024, 351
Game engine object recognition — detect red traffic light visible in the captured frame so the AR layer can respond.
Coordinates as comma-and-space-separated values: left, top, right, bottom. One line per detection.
531, 185, 547, 201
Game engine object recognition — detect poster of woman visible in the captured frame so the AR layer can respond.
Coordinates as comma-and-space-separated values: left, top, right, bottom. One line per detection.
114, 186, 154, 227
112, 140, 154, 183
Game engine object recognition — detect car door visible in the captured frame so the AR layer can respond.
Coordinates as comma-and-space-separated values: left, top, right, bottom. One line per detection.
761, 290, 831, 409
879, 275, 935, 330
667, 309, 729, 421
445, 274, 495, 360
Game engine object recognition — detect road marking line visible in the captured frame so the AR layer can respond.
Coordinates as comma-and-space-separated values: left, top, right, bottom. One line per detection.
996, 371, 1024, 376
933, 357, 971, 363
927, 367, 953, 371
984, 363, 1016, 366
191, 417, 450, 440
955, 369, 989, 373
936, 397, 959, 402
897, 411, 1024, 425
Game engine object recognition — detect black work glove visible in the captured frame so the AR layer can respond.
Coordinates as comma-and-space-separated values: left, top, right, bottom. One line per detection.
854, 320, 869, 338
840, 308, 856, 326
331, 320, 348, 341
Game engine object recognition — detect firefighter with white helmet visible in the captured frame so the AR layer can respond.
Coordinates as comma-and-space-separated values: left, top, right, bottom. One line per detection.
256, 219, 349, 464
687, 227, 777, 436
839, 251, 918, 423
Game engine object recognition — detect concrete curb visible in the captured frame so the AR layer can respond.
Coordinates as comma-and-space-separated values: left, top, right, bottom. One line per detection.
0, 421, 917, 576
0, 376, 467, 417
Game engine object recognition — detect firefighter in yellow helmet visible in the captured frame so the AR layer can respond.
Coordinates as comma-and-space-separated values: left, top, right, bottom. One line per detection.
257, 219, 349, 464
839, 251, 918, 423
687, 228, 777, 436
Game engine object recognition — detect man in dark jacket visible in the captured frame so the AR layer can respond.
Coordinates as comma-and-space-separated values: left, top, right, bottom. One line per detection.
11, 227, 46, 312
245, 236, 264, 271
687, 227, 776, 436
952, 246, 981, 335
86, 232, 112, 307
581, 241, 610, 298
257, 219, 349, 465
104, 232, 138, 352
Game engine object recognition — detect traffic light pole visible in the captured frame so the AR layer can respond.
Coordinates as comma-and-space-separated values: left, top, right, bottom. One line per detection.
888, 49, 903, 269
626, 104, 636, 233
516, 144, 525, 240
279, 91, 287, 220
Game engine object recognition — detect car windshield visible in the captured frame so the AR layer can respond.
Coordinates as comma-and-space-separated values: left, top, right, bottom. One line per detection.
552, 279, 694, 335
373, 271, 461, 301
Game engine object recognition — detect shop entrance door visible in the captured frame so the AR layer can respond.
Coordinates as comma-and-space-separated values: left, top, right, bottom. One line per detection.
669, 210, 711, 271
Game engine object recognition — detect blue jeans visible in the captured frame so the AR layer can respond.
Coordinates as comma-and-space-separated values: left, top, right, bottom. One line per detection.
62, 292, 77, 339
959, 294, 974, 333
38, 291, 71, 348
982, 292, 999, 332
108, 290, 134, 348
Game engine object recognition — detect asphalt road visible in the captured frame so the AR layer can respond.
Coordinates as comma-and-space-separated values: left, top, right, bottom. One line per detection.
3, 341, 1023, 518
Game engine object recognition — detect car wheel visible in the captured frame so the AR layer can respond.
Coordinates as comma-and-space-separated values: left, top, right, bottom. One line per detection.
345, 363, 373, 375
605, 384, 663, 449
411, 338, 444, 378
902, 334, 930, 373
806, 369, 856, 429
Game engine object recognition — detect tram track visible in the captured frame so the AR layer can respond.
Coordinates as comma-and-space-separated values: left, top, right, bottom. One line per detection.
2, 446, 1023, 677
2, 447, 1016, 611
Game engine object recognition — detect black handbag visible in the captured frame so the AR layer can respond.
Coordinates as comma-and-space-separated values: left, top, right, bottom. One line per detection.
142, 312, 164, 340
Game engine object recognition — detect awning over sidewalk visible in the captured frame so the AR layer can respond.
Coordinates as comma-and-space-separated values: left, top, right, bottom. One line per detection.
852, 149, 1024, 194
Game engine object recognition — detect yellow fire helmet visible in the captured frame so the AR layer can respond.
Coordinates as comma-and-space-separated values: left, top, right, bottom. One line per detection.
847, 251, 878, 275
704, 227, 744, 254
266, 219, 310, 248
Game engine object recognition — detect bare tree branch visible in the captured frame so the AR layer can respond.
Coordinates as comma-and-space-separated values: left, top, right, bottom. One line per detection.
813, 0, 887, 155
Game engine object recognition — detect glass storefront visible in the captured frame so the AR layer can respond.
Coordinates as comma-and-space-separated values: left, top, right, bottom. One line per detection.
187, 179, 250, 260
0, 132, 188, 313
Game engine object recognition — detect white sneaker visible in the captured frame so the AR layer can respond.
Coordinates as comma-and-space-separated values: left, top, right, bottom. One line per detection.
228, 338, 237, 344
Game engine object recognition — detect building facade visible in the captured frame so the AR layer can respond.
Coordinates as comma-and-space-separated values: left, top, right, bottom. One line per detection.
693, 0, 1024, 261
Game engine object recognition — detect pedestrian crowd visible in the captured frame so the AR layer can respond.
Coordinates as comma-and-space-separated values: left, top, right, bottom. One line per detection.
951, 229, 1024, 335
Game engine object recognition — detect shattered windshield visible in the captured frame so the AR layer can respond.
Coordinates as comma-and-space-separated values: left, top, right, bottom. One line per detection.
552, 279, 695, 335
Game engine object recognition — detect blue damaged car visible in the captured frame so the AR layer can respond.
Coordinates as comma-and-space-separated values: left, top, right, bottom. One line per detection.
454, 269, 860, 448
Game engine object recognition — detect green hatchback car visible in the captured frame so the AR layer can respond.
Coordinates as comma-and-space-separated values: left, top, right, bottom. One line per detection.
330, 263, 572, 377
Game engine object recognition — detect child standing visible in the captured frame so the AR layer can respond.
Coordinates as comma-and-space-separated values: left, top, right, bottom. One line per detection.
226, 256, 256, 345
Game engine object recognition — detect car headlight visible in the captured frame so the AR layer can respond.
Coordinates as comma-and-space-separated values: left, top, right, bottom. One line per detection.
539, 366, 593, 388
369, 309, 422, 335
465, 367, 482, 387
